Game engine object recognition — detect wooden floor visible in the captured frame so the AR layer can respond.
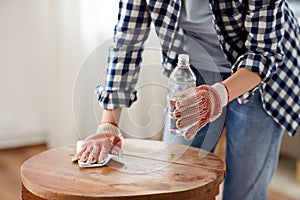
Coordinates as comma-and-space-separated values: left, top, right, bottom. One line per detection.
0, 144, 47, 200
0, 143, 296, 200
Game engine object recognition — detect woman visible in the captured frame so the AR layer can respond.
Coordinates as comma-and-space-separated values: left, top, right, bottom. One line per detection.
74, 0, 300, 199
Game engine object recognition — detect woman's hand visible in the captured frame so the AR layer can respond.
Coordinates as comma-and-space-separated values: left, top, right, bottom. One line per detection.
173, 83, 228, 140
72, 123, 122, 164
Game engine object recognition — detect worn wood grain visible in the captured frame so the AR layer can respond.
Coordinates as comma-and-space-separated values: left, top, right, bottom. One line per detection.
21, 139, 225, 200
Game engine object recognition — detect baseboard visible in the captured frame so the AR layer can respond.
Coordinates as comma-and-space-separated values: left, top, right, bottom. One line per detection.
0, 132, 46, 149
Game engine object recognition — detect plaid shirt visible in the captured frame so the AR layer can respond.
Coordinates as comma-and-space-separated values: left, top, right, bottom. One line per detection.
96, 0, 300, 136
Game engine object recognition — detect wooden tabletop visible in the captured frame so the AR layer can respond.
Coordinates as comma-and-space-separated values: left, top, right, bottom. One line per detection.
21, 139, 225, 200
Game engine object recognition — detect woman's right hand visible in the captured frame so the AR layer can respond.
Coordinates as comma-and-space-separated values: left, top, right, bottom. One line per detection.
72, 123, 122, 164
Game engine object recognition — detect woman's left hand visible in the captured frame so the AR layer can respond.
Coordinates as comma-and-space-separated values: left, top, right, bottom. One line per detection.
173, 83, 228, 140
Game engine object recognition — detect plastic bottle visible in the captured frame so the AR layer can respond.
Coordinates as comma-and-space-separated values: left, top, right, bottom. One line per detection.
168, 54, 196, 136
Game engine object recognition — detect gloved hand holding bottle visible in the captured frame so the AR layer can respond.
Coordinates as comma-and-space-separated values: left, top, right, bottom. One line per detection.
173, 82, 229, 140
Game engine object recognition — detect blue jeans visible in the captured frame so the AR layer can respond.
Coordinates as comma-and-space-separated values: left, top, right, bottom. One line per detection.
163, 69, 283, 200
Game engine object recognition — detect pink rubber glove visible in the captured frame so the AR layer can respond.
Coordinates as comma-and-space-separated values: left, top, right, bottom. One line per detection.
72, 123, 122, 164
173, 82, 229, 140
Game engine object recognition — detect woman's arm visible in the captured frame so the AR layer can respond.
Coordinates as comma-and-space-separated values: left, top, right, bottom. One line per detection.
100, 108, 122, 125
223, 68, 262, 102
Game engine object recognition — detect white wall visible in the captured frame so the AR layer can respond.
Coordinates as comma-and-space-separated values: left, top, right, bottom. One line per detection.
0, 0, 116, 148
0, 0, 167, 148
0, 0, 57, 148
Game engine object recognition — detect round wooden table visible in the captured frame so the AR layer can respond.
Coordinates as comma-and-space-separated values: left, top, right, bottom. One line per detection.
21, 139, 225, 200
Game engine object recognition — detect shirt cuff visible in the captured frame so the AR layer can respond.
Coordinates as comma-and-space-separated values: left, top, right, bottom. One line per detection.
232, 52, 277, 83
96, 85, 138, 110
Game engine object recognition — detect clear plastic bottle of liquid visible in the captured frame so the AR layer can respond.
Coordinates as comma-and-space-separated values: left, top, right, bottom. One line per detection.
168, 54, 196, 135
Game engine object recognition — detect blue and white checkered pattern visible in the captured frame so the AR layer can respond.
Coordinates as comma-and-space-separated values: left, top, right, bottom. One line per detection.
97, 0, 300, 136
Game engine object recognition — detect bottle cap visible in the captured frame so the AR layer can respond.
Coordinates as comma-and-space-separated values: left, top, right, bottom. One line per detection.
178, 54, 189, 65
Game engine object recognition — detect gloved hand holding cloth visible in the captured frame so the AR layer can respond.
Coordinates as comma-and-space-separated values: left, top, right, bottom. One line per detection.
173, 82, 229, 140
72, 122, 123, 164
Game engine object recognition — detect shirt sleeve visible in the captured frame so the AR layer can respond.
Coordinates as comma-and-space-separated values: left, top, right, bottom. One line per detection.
97, 0, 152, 110
232, 0, 284, 83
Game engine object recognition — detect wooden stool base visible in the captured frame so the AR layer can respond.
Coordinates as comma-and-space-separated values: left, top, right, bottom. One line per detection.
297, 160, 300, 185
21, 139, 225, 200
22, 184, 44, 200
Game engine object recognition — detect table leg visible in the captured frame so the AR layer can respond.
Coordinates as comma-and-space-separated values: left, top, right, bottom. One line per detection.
189, 197, 215, 200
22, 184, 44, 200
297, 159, 300, 185
214, 130, 226, 160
